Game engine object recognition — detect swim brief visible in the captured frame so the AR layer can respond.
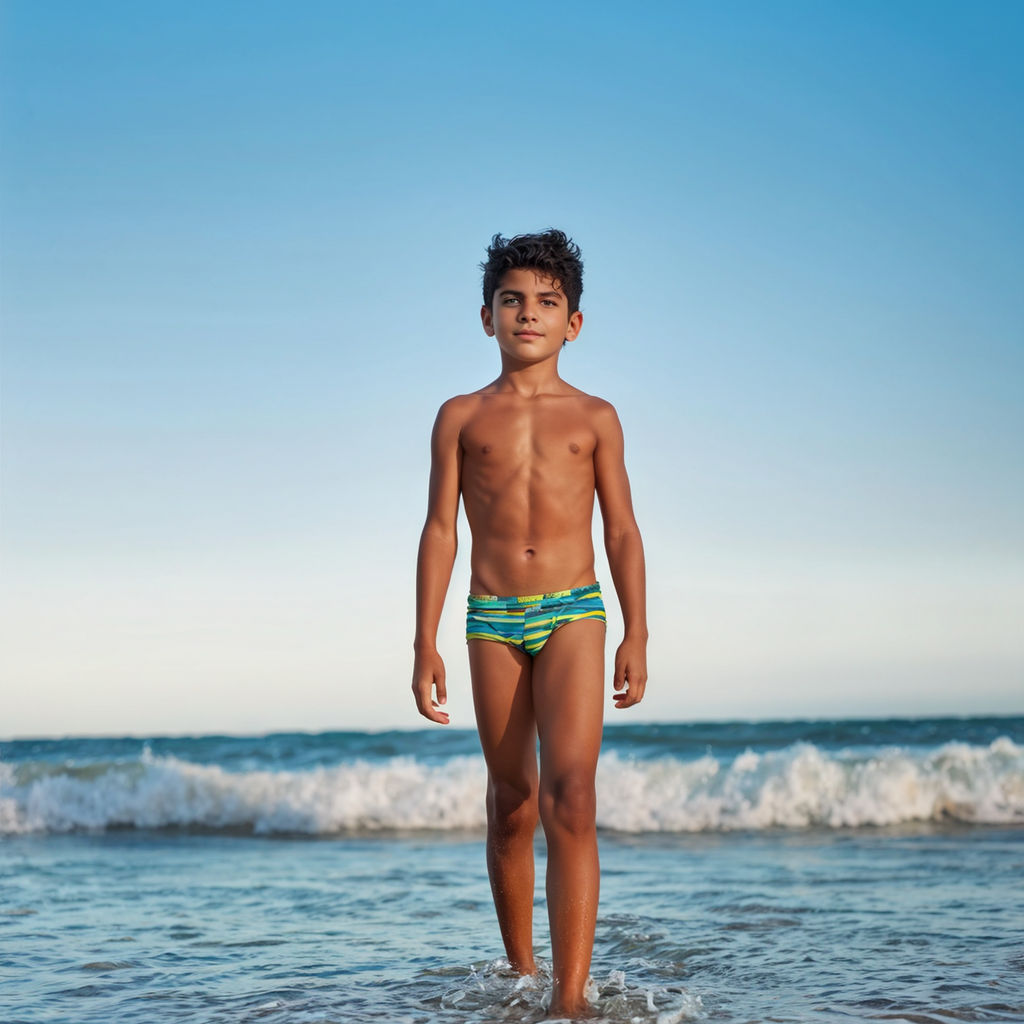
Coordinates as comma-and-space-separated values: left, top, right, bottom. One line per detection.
466, 582, 606, 657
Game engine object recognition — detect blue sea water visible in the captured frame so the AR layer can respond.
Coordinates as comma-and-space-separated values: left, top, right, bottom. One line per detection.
1, 715, 1023, 1023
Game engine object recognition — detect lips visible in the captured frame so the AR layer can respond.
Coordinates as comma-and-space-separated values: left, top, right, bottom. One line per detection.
515, 331, 542, 338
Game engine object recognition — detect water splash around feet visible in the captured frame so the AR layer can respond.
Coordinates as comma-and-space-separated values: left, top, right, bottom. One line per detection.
434, 959, 702, 1022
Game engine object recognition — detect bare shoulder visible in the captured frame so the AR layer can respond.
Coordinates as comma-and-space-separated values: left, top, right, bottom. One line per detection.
437, 392, 482, 415
427, 395, 481, 460
434, 392, 482, 429
569, 390, 622, 433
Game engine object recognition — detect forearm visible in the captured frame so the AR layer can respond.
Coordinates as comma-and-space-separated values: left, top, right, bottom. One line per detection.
604, 526, 648, 638
414, 522, 458, 650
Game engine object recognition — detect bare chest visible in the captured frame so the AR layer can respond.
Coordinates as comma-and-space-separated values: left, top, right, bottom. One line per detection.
460, 405, 596, 473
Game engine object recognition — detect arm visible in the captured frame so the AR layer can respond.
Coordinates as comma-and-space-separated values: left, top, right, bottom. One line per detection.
412, 399, 464, 724
593, 403, 648, 708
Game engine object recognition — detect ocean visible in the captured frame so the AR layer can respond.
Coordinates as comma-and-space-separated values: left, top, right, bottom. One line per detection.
1, 715, 1022, 1023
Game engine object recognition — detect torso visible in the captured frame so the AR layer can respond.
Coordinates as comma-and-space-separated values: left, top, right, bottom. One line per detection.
457, 387, 604, 596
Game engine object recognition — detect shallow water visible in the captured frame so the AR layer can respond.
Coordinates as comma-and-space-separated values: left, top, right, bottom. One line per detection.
2, 717, 1023, 1022
2, 824, 1023, 1023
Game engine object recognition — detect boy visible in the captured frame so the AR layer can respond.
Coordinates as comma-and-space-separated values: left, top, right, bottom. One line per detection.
412, 229, 647, 1018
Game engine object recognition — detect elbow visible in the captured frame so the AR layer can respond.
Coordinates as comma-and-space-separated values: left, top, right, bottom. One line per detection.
421, 517, 458, 551
604, 521, 642, 549
603, 523, 644, 566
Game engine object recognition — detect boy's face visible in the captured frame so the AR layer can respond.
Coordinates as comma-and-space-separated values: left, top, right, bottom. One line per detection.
480, 267, 583, 361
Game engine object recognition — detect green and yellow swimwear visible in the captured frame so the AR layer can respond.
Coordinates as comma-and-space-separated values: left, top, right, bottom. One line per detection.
466, 583, 606, 657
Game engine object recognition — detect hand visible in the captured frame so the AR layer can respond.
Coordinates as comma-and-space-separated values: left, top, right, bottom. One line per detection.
412, 645, 450, 724
612, 635, 647, 709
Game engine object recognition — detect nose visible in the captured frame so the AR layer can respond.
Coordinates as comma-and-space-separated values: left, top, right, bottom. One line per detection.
517, 301, 538, 321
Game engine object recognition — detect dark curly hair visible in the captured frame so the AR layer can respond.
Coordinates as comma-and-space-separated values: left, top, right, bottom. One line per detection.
480, 229, 584, 314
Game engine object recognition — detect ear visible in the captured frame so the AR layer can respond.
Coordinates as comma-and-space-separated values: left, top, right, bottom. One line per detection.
564, 310, 583, 343
480, 304, 495, 337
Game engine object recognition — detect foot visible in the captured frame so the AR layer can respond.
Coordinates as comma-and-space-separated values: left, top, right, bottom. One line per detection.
546, 992, 595, 1019
545, 1003, 596, 1020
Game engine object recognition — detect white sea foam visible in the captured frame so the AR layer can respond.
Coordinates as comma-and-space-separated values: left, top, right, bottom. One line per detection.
0, 738, 1021, 836
596, 736, 1024, 830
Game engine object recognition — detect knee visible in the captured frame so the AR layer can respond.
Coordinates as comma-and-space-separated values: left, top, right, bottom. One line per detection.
487, 777, 538, 836
540, 771, 596, 838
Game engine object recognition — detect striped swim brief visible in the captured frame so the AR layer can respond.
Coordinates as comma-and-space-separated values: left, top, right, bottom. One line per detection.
465, 582, 606, 657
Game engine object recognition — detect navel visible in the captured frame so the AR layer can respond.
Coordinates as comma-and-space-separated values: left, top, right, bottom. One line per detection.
524, 548, 535, 559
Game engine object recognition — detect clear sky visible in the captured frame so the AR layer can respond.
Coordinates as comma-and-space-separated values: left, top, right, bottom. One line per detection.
2, 1, 1021, 738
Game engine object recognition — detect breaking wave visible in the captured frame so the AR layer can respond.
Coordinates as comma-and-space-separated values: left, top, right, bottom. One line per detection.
1, 738, 1021, 836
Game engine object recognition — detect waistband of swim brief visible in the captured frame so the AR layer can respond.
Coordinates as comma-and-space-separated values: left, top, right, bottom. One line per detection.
467, 582, 601, 606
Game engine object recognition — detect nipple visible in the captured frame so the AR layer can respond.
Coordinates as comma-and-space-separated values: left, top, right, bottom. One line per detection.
569, 442, 580, 454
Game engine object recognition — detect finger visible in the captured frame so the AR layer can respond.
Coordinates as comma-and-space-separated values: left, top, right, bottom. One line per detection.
421, 693, 450, 724
431, 675, 449, 720
413, 684, 430, 718
624, 677, 647, 706
614, 670, 647, 708
612, 656, 626, 692
412, 677, 449, 723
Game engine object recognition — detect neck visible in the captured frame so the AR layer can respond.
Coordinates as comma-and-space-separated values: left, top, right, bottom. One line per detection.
495, 353, 565, 396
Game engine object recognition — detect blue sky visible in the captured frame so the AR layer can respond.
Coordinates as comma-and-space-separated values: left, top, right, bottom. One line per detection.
2, 1, 1021, 737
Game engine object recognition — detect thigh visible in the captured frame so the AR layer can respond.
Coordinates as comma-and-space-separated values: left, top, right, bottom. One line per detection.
532, 619, 606, 777
469, 639, 537, 786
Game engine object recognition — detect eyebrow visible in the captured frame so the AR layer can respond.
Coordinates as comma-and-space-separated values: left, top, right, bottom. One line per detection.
498, 288, 563, 300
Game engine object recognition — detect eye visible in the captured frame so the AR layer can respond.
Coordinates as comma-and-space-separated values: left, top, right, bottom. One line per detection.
502, 296, 520, 305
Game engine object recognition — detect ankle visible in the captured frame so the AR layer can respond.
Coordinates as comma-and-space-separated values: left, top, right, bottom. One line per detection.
509, 954, 537, 975
548, 984, 591, 1018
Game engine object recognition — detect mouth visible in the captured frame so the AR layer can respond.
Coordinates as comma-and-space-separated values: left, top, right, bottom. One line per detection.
515, 331, 542, 339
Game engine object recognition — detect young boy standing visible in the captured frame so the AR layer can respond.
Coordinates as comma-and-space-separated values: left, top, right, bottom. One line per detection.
412, 229, 648, 1018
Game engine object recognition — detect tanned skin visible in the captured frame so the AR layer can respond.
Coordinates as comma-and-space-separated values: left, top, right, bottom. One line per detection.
412, 266, 648, 1019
